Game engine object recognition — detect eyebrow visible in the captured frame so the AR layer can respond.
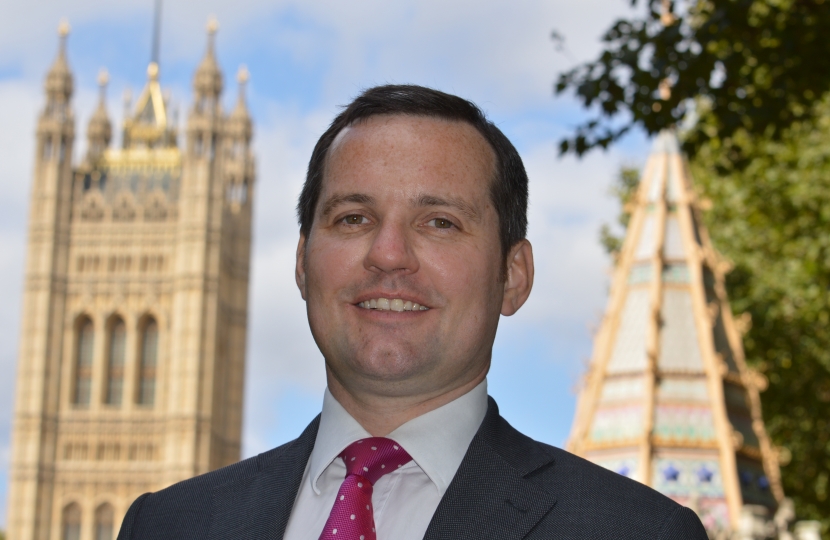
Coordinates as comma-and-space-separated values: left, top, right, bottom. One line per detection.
415, 194, 482, 223
320, 193, 375, 219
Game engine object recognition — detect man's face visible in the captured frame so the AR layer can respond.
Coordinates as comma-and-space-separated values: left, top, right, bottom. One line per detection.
297, 115, 512, 400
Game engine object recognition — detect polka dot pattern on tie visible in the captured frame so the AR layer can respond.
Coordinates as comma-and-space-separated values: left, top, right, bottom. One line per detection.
318, 437, 412, 540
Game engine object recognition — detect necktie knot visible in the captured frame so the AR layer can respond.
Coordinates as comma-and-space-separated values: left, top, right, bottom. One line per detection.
319, 438, 412, 539
340, 437, 412, 485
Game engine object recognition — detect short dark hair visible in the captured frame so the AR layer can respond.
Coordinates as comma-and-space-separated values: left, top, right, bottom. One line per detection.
297, 84, 528, 265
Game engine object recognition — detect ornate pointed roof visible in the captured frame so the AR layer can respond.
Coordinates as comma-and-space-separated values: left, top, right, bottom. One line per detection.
44, 20, 73, 114
230, 65, 250, 120
86, 68, 112, 159
122, 62, 175, 148
226, 65, 252, 141
192, 17, 223, 103
568, 130, 782, 533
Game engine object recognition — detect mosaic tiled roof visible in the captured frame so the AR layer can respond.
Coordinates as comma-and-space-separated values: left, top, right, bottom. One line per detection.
567, 130, 783, 533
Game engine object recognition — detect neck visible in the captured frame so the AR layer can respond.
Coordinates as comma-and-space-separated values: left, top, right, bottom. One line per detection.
326, 368, 487, 437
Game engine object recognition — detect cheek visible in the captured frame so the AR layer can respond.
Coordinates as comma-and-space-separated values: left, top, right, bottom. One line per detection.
306, 238, 365, 295
423, 243, 501, 307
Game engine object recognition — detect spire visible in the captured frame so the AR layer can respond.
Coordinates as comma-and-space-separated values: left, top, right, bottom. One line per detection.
192, 16, 223, 110
86, 68, 112, 161
151, 0, 162, 67
121, 59, 174, 149
567, 130, 783, 535
231, 65, 251, 119
44, 19, 74, 115
226, 65, 253, 152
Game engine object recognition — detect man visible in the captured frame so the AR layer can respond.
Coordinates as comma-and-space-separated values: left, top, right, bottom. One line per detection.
117, 85, 707, 539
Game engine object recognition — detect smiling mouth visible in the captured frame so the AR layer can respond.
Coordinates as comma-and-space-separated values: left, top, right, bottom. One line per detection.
357, 298, 430, 312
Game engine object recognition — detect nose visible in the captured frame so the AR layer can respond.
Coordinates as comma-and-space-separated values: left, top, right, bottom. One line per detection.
364, 217, 419, 275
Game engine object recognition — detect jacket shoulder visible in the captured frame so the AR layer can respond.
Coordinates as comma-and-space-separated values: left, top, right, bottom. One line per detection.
527, 442, 706, 538
484, 409, 706, 539
117, 440, 296, 540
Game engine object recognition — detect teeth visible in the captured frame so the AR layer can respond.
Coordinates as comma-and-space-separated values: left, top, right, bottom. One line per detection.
357, 297, 429, 311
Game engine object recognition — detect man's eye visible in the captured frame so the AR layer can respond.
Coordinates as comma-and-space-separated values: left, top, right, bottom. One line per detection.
343, 215, 367, 225
429, 218, 454, 229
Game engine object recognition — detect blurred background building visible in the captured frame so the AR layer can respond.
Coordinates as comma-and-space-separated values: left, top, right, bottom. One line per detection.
567, 131, 799, 538
5, 19, 255, 540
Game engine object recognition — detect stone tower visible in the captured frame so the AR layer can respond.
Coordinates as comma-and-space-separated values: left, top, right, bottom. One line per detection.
7, 19, 255, 540
567, 131, 782, 533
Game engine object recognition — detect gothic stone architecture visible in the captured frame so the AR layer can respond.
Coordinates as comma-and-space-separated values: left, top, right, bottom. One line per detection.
7, 20, 255, 540
567, 131, 784, 537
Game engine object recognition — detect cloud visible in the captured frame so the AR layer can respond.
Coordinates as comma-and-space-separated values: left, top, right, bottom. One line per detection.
523, 147, 618, 322
1, 0, 638, 108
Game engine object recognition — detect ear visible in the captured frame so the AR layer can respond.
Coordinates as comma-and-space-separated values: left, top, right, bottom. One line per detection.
295, 233, 308, 301
501, 239, 534, 316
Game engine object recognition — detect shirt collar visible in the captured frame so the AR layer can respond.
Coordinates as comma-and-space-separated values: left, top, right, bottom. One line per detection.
308, 380, 488, 496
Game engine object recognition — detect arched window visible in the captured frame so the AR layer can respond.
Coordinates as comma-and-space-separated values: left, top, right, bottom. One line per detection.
62, 502, 81, 540
138, 319, 158, 406
95, 503, 114, 540
105, 318, 126, 406
42, 137, 53, 161
74, 319, 94, 406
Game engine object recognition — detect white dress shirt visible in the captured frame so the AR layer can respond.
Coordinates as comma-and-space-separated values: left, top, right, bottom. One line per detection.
283, 380, 488, 540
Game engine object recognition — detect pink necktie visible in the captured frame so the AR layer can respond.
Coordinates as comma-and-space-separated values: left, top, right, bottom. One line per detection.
318, 437, 412, 540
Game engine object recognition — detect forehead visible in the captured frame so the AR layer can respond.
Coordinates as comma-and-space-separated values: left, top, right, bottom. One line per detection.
321, 114, 496, 200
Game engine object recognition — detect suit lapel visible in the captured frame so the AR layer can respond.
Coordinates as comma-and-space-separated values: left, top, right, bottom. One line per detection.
208, 416, 320, 540
423, 398, 558, 540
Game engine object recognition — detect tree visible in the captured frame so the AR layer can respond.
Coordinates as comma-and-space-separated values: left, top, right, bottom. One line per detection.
563, 0, 830, 531
690, 103, 830, 533
599, 167, 640, 257
555, 0, 830, 160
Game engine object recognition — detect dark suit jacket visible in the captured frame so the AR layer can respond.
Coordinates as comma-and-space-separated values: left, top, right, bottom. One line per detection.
117, 397, 707, 539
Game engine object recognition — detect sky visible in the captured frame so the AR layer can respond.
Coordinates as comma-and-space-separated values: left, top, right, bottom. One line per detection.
0, 0, 652, 527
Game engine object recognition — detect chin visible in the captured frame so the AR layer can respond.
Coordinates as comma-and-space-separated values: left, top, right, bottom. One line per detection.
352, 346, 435, 382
